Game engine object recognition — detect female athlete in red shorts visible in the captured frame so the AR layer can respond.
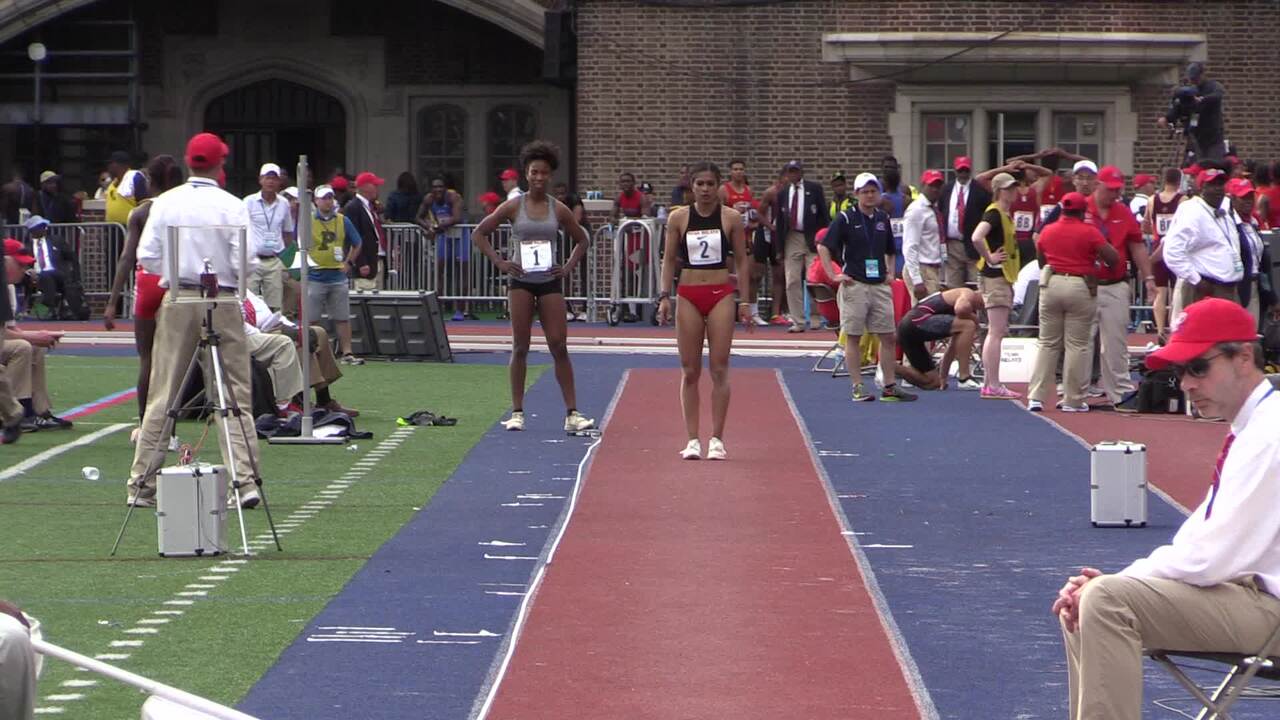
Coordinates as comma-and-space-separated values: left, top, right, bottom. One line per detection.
657, 161, 752, 461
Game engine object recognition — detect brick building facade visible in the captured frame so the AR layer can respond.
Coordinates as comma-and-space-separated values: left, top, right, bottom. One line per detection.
572, 0, 1280, 199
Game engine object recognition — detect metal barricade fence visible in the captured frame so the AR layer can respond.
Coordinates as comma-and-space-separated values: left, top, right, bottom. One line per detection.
2, 221, 129, 318
609, 218, 660, 325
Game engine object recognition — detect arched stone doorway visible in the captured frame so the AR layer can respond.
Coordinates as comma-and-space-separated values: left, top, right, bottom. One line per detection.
204, 79, 346, 195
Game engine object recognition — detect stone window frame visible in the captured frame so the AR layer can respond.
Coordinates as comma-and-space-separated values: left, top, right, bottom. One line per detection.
486, 104, 539, 193
416, 104, 469, 194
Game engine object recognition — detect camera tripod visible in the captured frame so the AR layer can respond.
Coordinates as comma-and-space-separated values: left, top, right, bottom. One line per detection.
111, 298, 283, 557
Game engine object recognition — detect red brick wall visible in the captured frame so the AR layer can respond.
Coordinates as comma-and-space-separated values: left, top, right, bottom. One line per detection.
574, 0, 1280, 196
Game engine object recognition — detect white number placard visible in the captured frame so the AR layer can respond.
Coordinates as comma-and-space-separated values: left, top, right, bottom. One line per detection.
1039, 204, 1056, 222
1156, 213, 1174, 236
1013, 210, 1035, 233
520, 239, 553, 272
685, 228, 724, 266
890, 217, 904, 238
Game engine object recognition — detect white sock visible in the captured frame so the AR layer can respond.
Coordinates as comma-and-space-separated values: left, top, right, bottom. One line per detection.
750, 301, 759, 316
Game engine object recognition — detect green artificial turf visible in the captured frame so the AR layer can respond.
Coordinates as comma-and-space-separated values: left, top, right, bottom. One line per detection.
0, 354, 538, 718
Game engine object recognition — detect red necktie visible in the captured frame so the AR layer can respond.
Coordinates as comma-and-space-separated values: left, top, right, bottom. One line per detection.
790, 185, 800, 229
934, 205, 945, 246
242, 299, 256, 328
1206, 432, 1235, 519
956, 186, 966, 236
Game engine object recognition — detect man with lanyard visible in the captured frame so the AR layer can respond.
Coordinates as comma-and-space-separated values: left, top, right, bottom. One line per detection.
1162, 168, 1241, 321
819, 173, 915, 403
127, 132, 261, 510
104, 150, 146, 227
878, 156, 914, 277
902, 170, 946, 302
1225, 178, 1276, 325
309, 185, 364, 364
1086, 166, 1157, 408
244, 163, 295, 311
1053, 298, 1280, 720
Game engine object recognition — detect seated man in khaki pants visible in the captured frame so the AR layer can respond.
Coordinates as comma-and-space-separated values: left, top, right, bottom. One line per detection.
1053, 298, 1280, 720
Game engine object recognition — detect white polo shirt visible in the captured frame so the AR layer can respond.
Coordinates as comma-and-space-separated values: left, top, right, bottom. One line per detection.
137, 177, 254, 289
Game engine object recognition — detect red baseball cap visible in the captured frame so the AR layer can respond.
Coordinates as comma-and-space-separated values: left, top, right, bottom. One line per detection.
1197, 168, 1227, 188
478, 191, 502, 206
1225, 178, 1256, 197
184, 132, 228, 170
1185, 163, 1202, 177
1060, 192, 1088, 212
500, 168, 520, 181
953, 156, 972, 171
1097, 165, 1125, 190
3, 238, 34, 265
1132, 173, 1156, 188
354, 172, 384, 188
330, 175, 350, 191
1146, 298, 1259, 370
920, 170, 945, 186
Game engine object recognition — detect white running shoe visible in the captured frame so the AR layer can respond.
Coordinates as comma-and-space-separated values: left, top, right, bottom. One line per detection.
956, 377, 982, 391
1027, 399, 1043, 412
706, 437, 726, 460
502, 411, 525, 431
564, 411, 596, 432
679, 439, 702, 460
751, 314, 769, 327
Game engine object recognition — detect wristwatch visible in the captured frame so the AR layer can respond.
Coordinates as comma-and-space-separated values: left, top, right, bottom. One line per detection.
656, 291, 671, 303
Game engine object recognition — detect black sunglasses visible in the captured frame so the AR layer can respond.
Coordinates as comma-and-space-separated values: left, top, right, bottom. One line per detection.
1173, 351, 1225, 380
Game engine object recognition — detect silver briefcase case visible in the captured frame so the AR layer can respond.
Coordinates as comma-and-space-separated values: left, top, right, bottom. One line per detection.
1090, 441, 1148, 528
156, 464, 228, 557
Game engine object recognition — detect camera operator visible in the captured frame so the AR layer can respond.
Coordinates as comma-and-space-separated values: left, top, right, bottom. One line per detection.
126, 132, 262, 510
1157, 62, 1226, 164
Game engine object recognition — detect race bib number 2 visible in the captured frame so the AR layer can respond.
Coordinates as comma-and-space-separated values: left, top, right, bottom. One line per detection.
686, 228, 724, 266
520, 239, 553, 272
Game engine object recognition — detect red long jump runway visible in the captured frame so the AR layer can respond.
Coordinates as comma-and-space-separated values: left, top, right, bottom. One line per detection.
485, 368, 920, 720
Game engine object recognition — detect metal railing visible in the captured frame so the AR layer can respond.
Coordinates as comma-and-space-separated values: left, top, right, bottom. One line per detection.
3, 221, 129, 318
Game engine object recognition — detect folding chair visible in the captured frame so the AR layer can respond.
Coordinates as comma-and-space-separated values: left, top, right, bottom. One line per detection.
807, 282, 848, 378
1146, 620, 1280, 719
1009, 279, 1039, 338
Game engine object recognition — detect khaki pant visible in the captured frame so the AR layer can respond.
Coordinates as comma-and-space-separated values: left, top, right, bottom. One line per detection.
129, 293, 259, 491
944, 239, 977, 288
916, 263, 942, 301
353, 260, 383, 292
249, 255, 286, 310
1028, 274, 1095, 405
0, 613, 36, 720
0, 365, 19, 427
0, 340, 49, 414
1093, 282, 1134, 404
247, 332, 302, 405
1062, 574, 1280, 720
281, 273, 301, 320
309, 325, 342, 387
783, 231, 815, 326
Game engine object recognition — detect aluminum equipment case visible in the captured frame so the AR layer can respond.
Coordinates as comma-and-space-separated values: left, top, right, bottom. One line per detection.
156, 463, 229, 557
1090, 441, 1148, 528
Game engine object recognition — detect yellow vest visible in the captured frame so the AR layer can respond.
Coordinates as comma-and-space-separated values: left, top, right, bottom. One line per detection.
105, 176, 138, 226
829, 196, 853, 219
309, 212, 347, 270
975, 202, 1019, 284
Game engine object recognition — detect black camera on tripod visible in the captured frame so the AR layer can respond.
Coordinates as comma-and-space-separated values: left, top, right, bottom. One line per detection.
1166, 86, 1199, 131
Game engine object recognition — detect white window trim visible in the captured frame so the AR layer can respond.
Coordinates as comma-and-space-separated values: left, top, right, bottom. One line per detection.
889, 85, 1137, 186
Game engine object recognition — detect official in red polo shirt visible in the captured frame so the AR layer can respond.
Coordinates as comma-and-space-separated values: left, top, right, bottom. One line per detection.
1085, 166, 1158, 407
1027, 192, 1120, 412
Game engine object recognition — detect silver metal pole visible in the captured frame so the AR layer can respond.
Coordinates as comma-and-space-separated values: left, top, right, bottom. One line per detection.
997, 112, 1005, 167
297, 155, 314, 438
33, 640, 262, 720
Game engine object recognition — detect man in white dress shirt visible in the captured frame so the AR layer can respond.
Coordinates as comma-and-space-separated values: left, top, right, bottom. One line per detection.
127, 132, 261, 509
1053, 298, 1280, 720
902, 170, 946, 301
1162, 168, 1240, 318
244, 162, 295, 311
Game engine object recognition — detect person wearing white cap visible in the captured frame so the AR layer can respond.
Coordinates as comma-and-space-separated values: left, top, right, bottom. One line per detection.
243, 162, 295, 311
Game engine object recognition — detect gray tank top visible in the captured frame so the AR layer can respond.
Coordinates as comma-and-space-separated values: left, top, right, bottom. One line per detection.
510, 194, 560, 284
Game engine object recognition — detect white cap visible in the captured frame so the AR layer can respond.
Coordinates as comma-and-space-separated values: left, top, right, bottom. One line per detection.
282, 186, 299, 199
259, 162, 282, 177
853, 172, 882, 192
314, 184, 335, 199
1072, 160, 1098, 175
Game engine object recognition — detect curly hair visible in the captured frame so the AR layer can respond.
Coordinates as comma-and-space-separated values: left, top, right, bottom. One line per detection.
519, 140, 560, 172
145, 154, 184, 195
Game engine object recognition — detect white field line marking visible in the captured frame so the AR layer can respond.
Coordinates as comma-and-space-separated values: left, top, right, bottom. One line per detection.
93, 653, 130, 660
777, 369, 941, 720
34, 707, 65, 714
0, 423, 131, 481
59, 679, 98, 688
471, 369, 626, 720
1023, 407, 1191, 516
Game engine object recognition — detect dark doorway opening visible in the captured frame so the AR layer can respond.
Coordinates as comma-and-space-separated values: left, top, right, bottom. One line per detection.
204, 79, 346, 196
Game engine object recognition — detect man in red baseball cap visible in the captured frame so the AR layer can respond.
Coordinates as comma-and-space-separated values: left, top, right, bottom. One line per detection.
500, 168, 522, 201
342, 172, 385, 301
1129, 173, 1156, 220
940, 155, 986, 288
1161, 166, 1239, 320
1054, 304, 1280, 720
902, 169, 947, 301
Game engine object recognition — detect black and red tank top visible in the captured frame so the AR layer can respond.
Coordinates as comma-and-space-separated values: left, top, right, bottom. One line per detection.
905, 291, 955, 325
680, 204, 729, 270
1151, 192, 1183, 244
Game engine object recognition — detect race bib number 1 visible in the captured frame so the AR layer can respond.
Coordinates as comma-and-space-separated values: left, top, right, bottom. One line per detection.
520, 239, 553, 272
1040, 204, 1056, 222
890, 217, 904, 238
1156, 213, 1174, 236
686, 228, 724, 266
1014, 210, 1035, 233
